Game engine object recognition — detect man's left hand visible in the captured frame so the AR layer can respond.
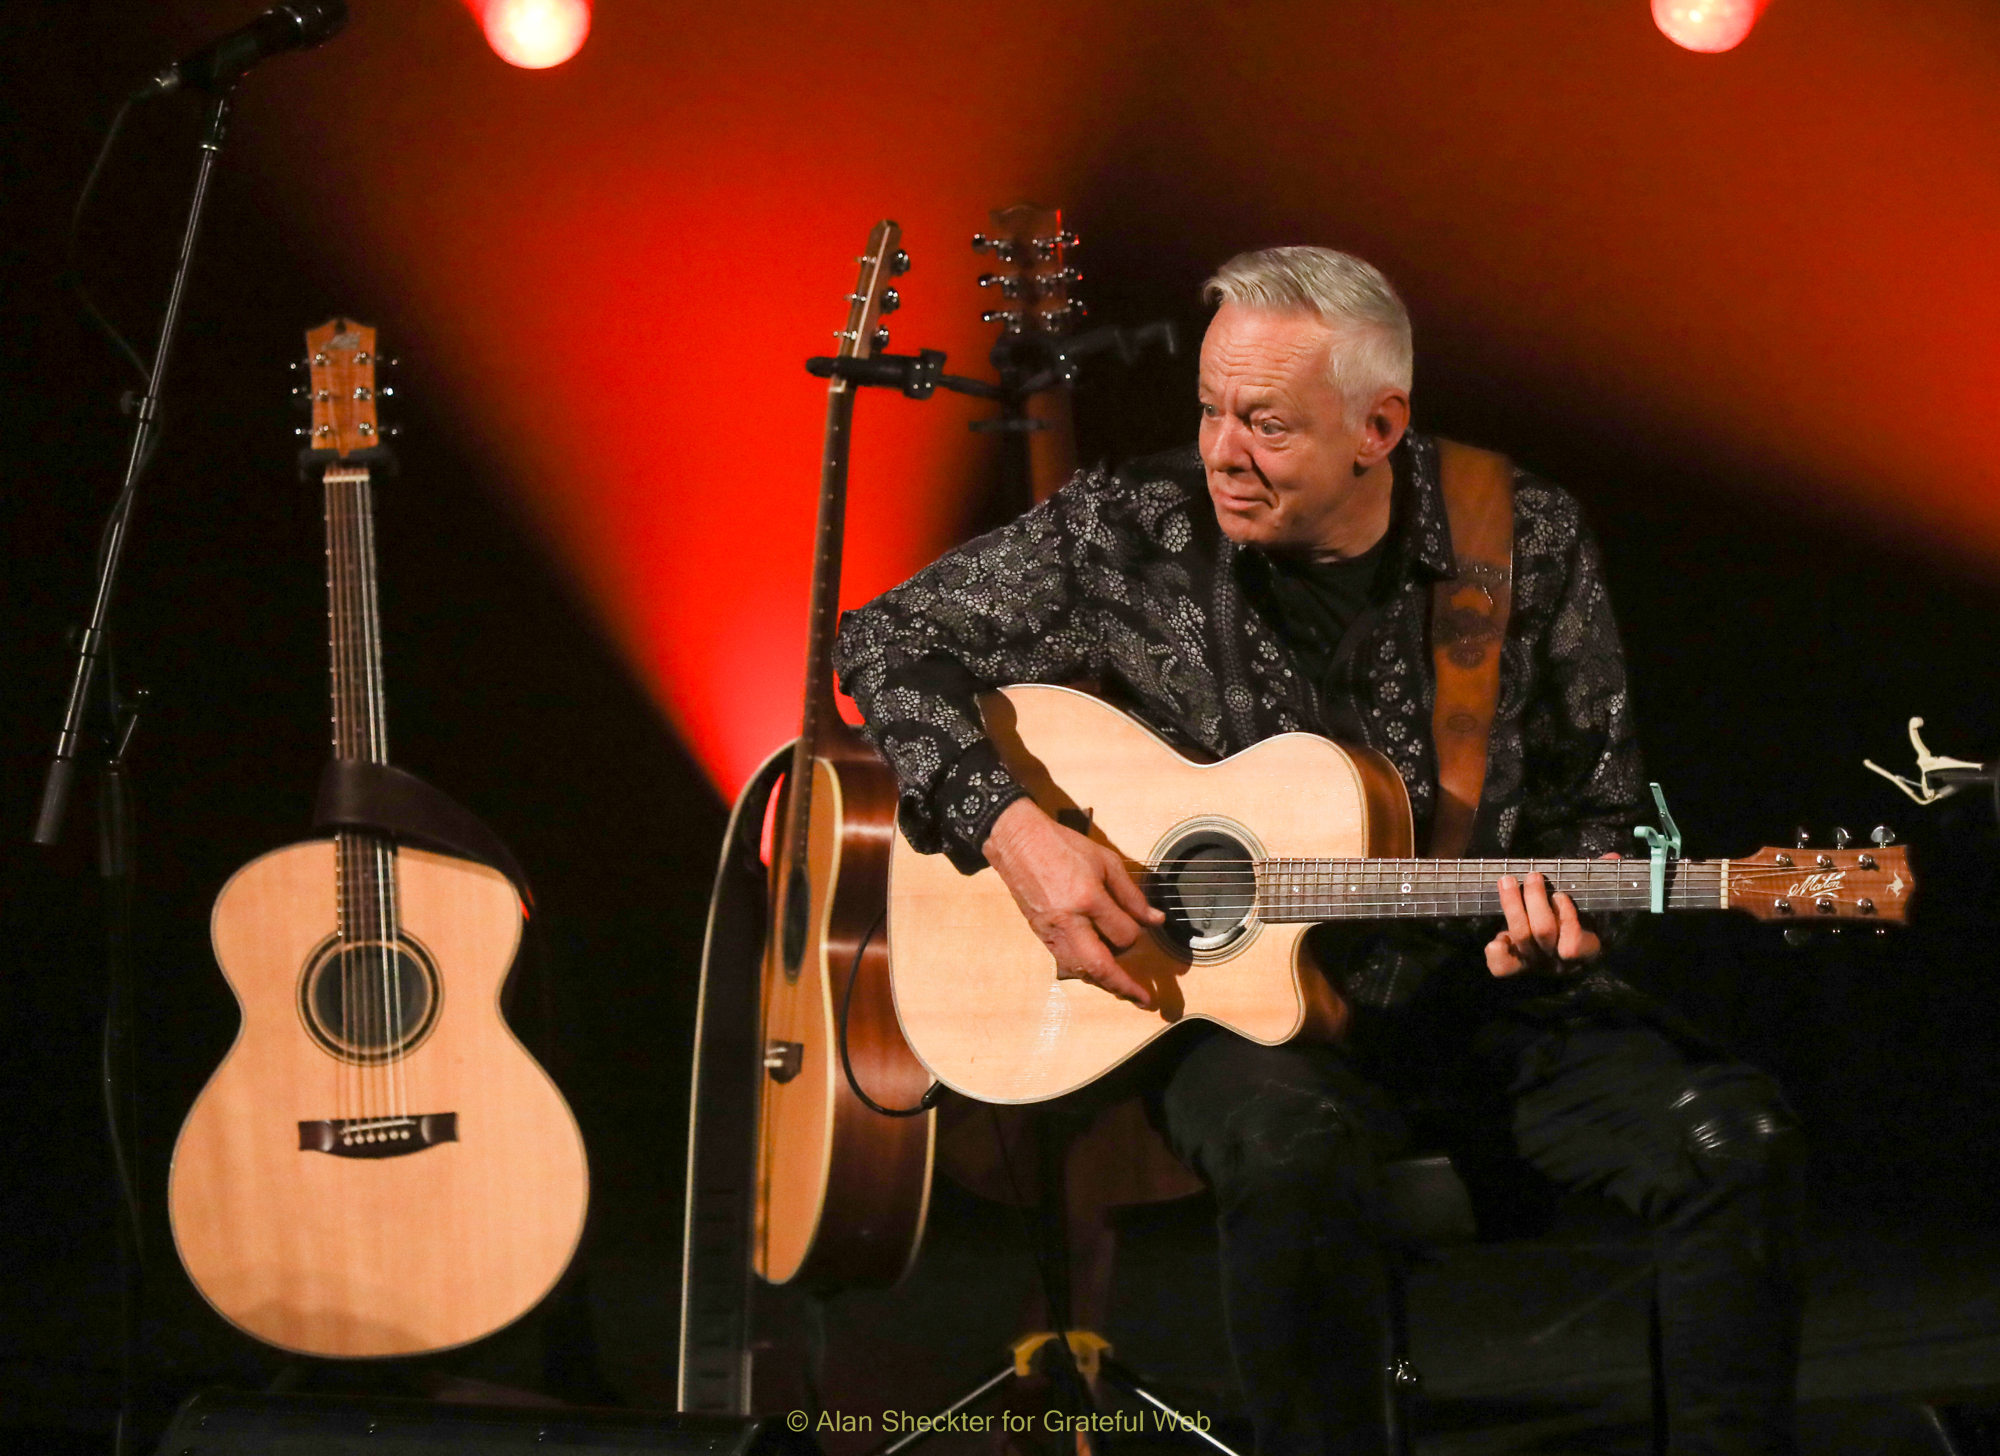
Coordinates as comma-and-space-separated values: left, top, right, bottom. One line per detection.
1486, 870, 1601, 978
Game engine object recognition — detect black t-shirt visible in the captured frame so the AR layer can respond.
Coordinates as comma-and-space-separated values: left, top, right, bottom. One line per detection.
1255, 535, 1391, 742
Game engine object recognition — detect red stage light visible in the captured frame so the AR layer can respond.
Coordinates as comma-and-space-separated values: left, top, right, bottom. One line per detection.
1652, 0, 1770, 53
479, 0, 591, 70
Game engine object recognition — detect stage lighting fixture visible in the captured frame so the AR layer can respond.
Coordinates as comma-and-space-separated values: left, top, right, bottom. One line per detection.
480, 0, 591, 69
1652, 0, 1770, 53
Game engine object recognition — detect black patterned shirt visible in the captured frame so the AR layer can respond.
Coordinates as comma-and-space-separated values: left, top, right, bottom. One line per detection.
833, 431, 1648, 1008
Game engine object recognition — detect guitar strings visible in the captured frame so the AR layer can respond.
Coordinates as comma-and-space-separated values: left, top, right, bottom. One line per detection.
328, 472, 355, 1125
329, 463, 417, 1131
356, 471, 407, 1123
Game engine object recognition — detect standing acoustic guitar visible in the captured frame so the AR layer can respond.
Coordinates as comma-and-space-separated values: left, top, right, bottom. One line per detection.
753, 224, 937, 1289
167, 320, 588, 1357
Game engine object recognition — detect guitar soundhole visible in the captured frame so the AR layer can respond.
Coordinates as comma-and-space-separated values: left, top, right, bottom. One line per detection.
781, 864, 810, 979
1148, 829, 1257, 959
298, 934, 443, 1064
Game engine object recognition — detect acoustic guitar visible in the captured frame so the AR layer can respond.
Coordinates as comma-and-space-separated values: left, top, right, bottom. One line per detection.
888, 684, 1915, 1105
167, 320, 588, 1357
753, 224, 937, 1289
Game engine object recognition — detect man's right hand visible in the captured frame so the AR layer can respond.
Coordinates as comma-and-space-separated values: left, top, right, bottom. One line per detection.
981, 797, 1166, 1010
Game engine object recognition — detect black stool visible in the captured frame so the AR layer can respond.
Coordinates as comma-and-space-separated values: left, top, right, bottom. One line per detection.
1378, 1154, 1667, 1456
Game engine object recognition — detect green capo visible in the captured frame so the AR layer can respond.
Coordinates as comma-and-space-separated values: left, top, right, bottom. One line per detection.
1632, 783, 1682, 913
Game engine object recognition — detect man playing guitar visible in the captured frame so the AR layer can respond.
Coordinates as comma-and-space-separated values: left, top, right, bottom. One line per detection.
835, 248, 1802, 1455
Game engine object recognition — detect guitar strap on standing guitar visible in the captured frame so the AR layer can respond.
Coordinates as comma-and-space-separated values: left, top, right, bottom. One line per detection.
313, 756, 534, 911
1428, 439, 1516, 859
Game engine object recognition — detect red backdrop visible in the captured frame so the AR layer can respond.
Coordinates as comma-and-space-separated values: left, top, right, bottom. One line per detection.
218, 0, 2000, 795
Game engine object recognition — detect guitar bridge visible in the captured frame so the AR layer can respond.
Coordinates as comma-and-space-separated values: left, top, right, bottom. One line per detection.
298, 1113, 458, 1159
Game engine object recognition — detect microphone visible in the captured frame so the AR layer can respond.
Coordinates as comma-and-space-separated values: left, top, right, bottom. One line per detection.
139, 1, 349, 97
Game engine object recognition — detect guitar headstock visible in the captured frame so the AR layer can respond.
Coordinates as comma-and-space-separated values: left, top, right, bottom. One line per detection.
298, 319, 395, 457
1727, 844, 1914, 924
973, 203, 1081, 338
832, 220, 908, 366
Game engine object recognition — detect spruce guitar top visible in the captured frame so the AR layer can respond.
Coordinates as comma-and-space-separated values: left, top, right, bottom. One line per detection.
166, 321, 588, 1357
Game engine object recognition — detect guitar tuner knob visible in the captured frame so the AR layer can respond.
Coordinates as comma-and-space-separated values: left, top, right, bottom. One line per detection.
294, 427, 312, 437
378, 385, 396, 398
1815, 897, 1836, 914
1871, 825, 1896, 847
890, 249, 910, 276
382, 423, 403, 438
312, 352, 329, 365
354, 352, 370, 365
1815, 853, 1834, 869
871, 327, 890, 351
377, 355, 399, 369
879, 288, 901, 315
1794, 827, 1811, 849
288, 359, 305, 372
352, 386, 373, 401
1833, 827, 1852, 850
1783, 927, 1810, 948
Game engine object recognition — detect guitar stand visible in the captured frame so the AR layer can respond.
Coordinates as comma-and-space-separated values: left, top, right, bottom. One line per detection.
867, 1331, 1243, 1456
865, 1107, 1245, 1456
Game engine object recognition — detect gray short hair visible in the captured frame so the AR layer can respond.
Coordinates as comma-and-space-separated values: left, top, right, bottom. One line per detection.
1204, 247, 1414, 418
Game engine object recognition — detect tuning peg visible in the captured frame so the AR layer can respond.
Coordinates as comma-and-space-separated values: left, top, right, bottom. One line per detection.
981, 309, 1024, 332
378, 385, 396, 398
889, 250, 910, 276
382, 423, 403, 438
1871, 825, 1896, 847
871, 327, 890, 351
879, 288, 901, 315
1794, 827, 1810, 849
1833, 827, 1851, 850
1782, 927, 1810, 948
294, 426, 312, 437
288, 359, 305, 372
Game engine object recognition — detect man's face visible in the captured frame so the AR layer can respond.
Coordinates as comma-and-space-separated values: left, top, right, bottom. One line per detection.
1197, 302, 1373, 556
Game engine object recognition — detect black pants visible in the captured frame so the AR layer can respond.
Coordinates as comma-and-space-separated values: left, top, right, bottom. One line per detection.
1144, 1010, 1806, 1456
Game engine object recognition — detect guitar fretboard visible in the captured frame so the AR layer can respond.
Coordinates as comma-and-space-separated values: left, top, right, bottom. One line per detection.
1248, 857, 1728, 920
324, 462, 398, 949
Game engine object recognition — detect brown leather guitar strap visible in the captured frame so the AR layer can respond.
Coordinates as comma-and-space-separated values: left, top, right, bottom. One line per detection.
1428, 439, 1515, 858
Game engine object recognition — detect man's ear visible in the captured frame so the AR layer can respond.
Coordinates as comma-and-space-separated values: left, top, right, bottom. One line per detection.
1356, 388, 1411, 469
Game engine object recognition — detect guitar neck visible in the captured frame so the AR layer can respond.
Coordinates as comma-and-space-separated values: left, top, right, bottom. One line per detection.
781, 221, 904, 871
325, 463, 390, 768
1251, 856, 1728, 921
323, 460, 399, 945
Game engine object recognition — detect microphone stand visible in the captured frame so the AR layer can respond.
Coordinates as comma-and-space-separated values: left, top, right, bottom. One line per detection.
32, 86, 237, 1456
36, 86, 233, 846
